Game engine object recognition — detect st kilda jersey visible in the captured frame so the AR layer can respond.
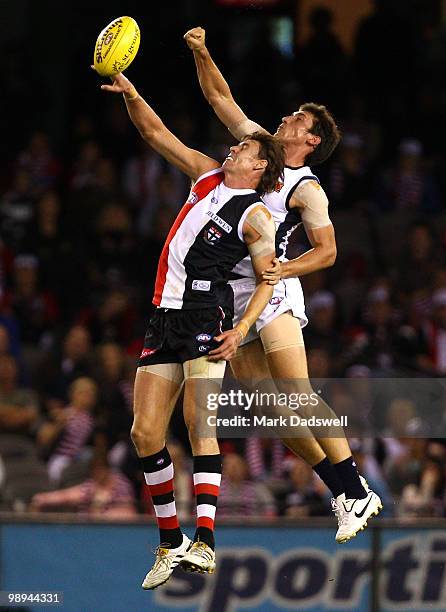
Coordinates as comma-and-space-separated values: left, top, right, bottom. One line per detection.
232, 165, 320, 278
153, 167, 265, 310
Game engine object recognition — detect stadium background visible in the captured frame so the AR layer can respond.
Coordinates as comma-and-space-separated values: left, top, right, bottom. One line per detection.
1, 0, 446, 610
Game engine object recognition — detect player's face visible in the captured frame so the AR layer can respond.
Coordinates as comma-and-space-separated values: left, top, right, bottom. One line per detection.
222, 139, 263, 175
275, 110, 315, 144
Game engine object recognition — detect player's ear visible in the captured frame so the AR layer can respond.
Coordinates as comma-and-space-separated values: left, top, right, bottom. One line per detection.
307, 133, 321, 147
254, 159, 268, 171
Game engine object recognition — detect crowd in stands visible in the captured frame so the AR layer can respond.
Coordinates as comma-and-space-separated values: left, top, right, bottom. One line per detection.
1, 1, 446, 520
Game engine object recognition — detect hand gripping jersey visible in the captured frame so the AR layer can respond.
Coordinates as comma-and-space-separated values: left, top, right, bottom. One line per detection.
153, 168, 264, 311
231, 165, 320, 278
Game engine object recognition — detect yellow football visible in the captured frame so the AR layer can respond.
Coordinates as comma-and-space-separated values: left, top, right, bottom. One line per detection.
94, 16, 140, 77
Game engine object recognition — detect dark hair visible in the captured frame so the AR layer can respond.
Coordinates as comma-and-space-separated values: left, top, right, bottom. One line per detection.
300, 103, 341, 166
245, 131, 285, 194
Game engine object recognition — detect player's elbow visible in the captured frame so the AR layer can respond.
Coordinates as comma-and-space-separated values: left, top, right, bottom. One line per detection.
323, 244, 337, 268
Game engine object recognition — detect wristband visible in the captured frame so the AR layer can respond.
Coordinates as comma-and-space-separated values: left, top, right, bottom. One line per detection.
124, 88, 139, 101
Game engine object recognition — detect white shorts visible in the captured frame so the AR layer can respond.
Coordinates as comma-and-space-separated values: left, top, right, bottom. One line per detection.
230, 276, 307, 346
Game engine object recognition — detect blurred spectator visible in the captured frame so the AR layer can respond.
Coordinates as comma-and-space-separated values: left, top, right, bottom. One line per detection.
38, 377, 97, 484
16, 130, 61, 194
123, 142, 186, 234
394, 222, 441, 297
327, 133, 371, 209
306, 346, 334, 378
283, 457, 328, 517
304, 291, 343, 359
78, 289, 139, 346
93, 342, 133, 459
344, 283, 402, 373
88, 204, 139, 291
297, 7, 347, 111
218, 452, 276, 517
417, 289, 446, 375
1, 254, 59, 350
0, 354, 39, 439
0, 169, 35, 251
30, 454, 137, 517
39, 324, 93, 404
376, 139, 440, 213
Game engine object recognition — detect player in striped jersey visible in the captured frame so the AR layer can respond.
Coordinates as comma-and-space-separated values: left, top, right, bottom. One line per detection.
97, 71, 285, 588
185, 27, 382, 543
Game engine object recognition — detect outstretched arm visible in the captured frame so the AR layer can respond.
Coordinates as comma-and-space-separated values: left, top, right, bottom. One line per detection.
262, 182, 336, 283
209, 205, 276, 361
184, 27, 268, 140
97, 71, 219, 181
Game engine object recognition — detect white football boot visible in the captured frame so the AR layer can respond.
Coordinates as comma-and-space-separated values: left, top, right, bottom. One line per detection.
142, 534, 192, 589
335, 477, 382, 543
180, 541, 216, 574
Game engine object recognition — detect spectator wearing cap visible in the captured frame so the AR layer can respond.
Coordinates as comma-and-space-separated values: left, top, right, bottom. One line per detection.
375, 138, 440, 213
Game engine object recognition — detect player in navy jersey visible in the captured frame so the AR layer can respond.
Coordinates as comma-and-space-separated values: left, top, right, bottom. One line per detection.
96, 70, 285, 588
184, 27, 382, 544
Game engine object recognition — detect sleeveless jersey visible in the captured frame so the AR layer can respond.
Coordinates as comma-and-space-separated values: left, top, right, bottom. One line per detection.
231, 165, 319, 278
153, 167, 264, 310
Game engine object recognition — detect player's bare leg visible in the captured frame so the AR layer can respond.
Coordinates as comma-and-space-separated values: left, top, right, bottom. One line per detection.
180, 357, 225, 574
231, 339, 327, 466
260, 313, 382, 541
132, 367, 192, 589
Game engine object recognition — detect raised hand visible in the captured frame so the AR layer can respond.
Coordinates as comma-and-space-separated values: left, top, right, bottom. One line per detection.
184, 26, 206, 51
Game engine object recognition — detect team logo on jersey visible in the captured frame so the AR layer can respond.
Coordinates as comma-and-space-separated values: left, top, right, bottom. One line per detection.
274, 180, 284, 192
203, 225, 222, 245
199, 345, 210, 352
140, 347, 158, 358
188, 191, 199, 204
269, 296, 284, 306
196, 333, 212, 342
206, 211, 232, 233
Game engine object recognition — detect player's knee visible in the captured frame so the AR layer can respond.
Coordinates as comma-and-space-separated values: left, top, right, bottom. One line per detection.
131, 419, 163, 454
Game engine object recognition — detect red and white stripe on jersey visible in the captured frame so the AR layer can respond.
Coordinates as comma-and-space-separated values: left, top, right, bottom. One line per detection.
153, 167, 224, 308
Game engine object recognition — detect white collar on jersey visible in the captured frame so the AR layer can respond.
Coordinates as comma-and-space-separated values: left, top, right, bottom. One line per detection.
219, 182, 256, 195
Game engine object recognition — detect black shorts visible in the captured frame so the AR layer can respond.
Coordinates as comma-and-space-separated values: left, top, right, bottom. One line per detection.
138, 306, 233, 366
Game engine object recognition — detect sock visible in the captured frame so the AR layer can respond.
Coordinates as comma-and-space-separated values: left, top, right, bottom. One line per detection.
193, 454, 222, 550
333, 456, 367, 500
313, 457, 344, 498
141, 447, 183, 548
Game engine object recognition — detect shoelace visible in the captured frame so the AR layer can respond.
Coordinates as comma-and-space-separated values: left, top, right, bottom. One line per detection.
190, 542, 213, 562
149, 546, 173, 574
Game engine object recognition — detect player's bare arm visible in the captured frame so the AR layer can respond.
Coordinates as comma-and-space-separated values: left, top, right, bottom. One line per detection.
263, 181, 336, 282
209, 205, 276, 361
98, 72, 219, 180
184, 27, 267, 141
